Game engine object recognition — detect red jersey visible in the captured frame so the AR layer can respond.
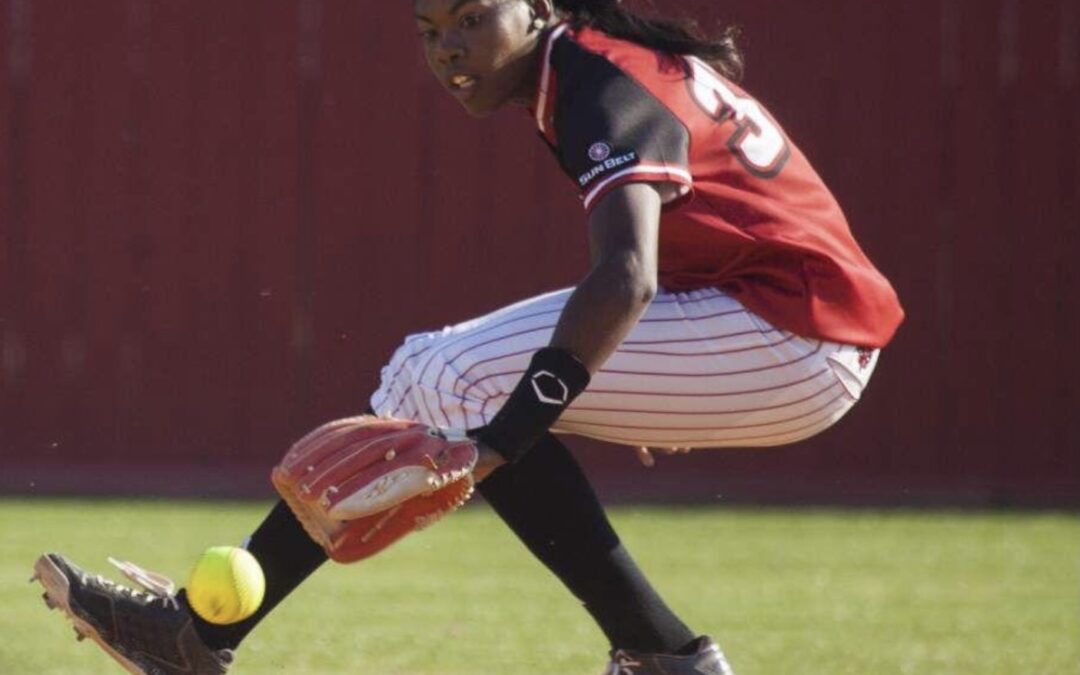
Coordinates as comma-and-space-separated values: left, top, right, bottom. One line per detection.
531, 25, 904, 348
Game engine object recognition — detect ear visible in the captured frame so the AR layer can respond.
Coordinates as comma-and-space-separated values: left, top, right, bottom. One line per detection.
528, 0, 556, 26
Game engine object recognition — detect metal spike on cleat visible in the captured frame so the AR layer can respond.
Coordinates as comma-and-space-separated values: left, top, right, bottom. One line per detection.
42, 592, 57, 610
74, 627, 87, 642
29, 572, 40, 583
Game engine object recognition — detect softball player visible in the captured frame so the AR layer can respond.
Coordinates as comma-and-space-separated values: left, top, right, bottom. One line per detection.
34, 1, 903, 673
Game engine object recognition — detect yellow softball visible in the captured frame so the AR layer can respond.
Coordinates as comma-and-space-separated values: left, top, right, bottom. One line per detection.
186, 546, 265, 625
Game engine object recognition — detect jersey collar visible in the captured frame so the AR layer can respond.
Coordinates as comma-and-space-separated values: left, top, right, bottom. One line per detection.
531, 23, 569, 139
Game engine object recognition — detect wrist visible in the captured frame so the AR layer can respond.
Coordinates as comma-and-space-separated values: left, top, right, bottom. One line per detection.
472, 443, 508, 482
470, 347, 591, 463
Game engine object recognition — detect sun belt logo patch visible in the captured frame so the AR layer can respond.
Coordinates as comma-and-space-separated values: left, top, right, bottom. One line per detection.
577, 150, 639, 186
588, 141, 612, 162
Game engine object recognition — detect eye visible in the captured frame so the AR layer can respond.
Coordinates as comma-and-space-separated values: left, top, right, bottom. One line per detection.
418, 28, 438, 43
459, 12, 483, 29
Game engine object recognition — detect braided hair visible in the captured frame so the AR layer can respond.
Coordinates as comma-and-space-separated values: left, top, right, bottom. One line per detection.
552, 0, 743, 81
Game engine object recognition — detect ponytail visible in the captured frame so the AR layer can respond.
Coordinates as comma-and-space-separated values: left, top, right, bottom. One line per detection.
552, 0, 743, 81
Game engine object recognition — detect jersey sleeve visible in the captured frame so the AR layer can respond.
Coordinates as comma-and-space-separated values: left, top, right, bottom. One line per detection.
551, 42, 692, 211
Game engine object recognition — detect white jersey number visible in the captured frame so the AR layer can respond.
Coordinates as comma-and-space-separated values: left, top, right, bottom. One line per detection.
686, 57, 790, 178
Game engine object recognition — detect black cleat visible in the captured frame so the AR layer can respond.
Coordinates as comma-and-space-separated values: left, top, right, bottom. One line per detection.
603, 636, 735, 675
32, 553, 233, 675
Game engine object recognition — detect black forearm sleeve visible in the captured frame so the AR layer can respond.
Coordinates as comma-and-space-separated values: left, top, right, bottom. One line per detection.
471, 347, 591, 463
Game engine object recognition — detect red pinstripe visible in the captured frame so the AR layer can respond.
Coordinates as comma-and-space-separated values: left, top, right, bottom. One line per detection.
385, 293, 749, 411
564, 379, 842, 417
444, 335, 803, 417
597, 342, 823, 377
450, 346, 536, 395
387, 365, 831, 420
557, 389, 848, 432
448, 323, 788, 402
622, 324, 768, 346
580, 368, 825, 397
413, 299, 570, 427
571, 403, 849, 448
636, 307, 748, 324
433, 329, 549, 427
381, 303, 563, 404
440, 304, 750, 385
382, 290, 732, 397
615, 333, 798, 357
453, 348, 541, 406
457, 342, 823, 403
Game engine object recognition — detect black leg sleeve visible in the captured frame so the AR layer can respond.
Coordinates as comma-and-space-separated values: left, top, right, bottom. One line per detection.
478, 433, 695, 653
184, 500, 328, 651
191, 404, 379, 648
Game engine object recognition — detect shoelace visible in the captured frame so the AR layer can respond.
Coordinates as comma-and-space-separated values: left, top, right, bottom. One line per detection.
108, 557, 176, 596
84, 558, 180, 610
606, 650, 642, 675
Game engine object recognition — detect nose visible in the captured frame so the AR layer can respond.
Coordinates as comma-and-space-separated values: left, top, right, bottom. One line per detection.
434, 29, 465, 65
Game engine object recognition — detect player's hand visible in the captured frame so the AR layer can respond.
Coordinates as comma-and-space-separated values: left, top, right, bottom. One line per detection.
635, 445, 692, 468
272, 415, 479, 564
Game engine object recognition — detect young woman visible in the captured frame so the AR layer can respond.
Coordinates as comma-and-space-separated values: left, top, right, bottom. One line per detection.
34, 1, 903, 674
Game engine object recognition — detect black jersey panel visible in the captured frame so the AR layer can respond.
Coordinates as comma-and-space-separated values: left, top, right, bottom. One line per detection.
551, 37, 691, 194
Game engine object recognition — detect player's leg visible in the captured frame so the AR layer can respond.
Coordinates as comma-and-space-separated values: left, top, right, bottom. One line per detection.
371, 286, 876, 448
197, 286, 834, 657
371, 288, 704, 656
478, 431, 697, 654
558, 287, 878, 450
187, 500, 327, 650
378, 285, 876, 449
372, 285, 879, 672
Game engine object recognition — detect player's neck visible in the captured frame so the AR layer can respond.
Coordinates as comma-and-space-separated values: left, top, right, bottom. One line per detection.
507, 24, 556, 109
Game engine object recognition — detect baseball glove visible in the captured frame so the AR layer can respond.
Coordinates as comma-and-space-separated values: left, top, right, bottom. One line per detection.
272, 415, 478, 563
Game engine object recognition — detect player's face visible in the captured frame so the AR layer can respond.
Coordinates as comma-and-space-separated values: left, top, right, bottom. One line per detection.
414, 0, 546, 117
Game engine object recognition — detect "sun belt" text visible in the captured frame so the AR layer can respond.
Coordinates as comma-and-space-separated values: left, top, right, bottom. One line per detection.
578, 151, 638, 187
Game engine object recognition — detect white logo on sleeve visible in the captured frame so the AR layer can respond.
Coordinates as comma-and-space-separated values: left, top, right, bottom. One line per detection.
577, 150, 638, 186
530, 371, 569, 405
588, 141, 612, 162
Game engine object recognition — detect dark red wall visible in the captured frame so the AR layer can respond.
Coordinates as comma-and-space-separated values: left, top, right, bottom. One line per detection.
2, 0, 1078, 505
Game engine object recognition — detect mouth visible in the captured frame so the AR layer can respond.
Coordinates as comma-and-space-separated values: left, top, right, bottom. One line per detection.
446, 73, 479, 99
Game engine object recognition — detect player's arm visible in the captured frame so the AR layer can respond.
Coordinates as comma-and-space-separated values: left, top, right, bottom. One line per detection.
471, 183, 663, 475
548, 181, 661, 373
471, 49, 689, 471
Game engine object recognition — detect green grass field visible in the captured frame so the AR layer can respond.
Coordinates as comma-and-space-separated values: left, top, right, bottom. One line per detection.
1, 499, 1076, 674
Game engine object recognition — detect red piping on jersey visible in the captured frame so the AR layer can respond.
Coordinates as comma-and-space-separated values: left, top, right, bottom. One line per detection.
582, 162, 694, 211
532, 23, 568, 146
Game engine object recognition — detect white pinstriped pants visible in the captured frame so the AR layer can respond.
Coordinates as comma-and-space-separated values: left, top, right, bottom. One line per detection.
370, 287, 879, 450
